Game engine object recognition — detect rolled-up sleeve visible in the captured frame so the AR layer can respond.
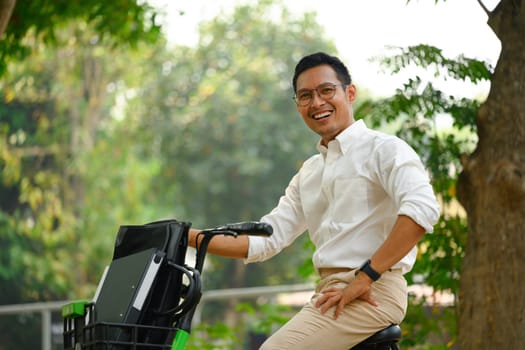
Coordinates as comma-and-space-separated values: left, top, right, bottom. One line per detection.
377, 140, 440, 233
398, 182, 440, 233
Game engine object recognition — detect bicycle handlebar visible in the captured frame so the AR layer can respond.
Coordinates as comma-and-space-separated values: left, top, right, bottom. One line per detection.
191, 221, 273, 304
202, 221, 273, 237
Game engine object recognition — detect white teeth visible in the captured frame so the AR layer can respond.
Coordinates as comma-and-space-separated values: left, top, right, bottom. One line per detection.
313, 111, 331, 120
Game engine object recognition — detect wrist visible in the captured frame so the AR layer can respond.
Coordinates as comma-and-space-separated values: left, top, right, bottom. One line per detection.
357, 259, 381, 281
189, 229, 199, 248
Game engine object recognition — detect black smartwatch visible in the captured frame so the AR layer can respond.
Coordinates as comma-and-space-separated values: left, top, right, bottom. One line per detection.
358, 259, 381, 281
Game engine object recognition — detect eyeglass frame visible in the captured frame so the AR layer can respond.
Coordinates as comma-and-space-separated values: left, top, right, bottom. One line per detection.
293, 82, 347, 107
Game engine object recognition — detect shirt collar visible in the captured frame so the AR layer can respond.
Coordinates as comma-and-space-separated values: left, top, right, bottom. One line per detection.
316, 119, 367, 156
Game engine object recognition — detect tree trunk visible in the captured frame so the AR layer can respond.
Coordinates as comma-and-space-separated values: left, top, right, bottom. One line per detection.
0, 0, 16, 39
456, 1, 525, 349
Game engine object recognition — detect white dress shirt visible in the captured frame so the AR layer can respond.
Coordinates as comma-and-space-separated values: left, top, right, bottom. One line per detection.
246, 120, 440, 274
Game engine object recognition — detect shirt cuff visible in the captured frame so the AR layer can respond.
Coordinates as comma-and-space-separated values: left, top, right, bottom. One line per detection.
243, 235, 266, 264
398, 201, 440, 233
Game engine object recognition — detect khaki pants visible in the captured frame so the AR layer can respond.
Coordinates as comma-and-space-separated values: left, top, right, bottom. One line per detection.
259, 269, 407, 350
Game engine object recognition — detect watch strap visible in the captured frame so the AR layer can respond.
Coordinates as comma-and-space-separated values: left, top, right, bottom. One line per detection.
358, 259, 381, 281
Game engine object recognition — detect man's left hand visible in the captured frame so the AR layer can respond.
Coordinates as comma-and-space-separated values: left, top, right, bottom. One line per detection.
314, 273, 379, 319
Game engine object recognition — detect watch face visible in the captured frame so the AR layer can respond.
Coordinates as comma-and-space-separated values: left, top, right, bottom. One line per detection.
359, 260, 380, 281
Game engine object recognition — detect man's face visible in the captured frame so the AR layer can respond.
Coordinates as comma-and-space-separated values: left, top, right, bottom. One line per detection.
295, 64, 356, 146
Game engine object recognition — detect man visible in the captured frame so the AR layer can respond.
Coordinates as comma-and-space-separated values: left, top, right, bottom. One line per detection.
188, 52, 440, 349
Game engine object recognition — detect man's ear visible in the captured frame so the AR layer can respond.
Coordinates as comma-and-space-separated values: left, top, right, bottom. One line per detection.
346, 84, 357, 103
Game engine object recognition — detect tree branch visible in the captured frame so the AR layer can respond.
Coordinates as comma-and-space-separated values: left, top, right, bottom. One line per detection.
10, 145, 65, 158
476, 0, 491, 16
0, 0, 16, 39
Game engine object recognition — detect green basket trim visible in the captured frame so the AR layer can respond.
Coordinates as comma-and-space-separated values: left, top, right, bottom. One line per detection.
171, 329, 190, 350
61, 301, 89, 318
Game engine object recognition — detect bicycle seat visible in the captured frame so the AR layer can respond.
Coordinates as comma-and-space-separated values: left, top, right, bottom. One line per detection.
349, 324, 401, 350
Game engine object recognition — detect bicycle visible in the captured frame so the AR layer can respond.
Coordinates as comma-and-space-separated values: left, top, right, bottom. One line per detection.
62, 219, 401, 349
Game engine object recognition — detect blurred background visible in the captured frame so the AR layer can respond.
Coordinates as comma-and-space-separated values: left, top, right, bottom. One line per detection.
0, 0, 504, 349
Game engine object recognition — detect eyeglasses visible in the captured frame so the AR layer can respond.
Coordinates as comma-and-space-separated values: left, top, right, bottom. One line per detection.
293, 83, 345, 107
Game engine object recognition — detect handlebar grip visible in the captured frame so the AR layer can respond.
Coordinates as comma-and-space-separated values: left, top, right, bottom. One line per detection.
223, 221, 273, 236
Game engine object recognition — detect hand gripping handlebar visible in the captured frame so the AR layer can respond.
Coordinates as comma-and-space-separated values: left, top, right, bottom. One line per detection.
212, 221, 273, 236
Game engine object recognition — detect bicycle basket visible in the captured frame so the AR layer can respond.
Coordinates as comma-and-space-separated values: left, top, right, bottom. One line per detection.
63, 302, 176, 349
64, 219, 194, 348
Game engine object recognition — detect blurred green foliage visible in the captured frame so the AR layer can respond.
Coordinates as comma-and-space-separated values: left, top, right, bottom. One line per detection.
0, 0, 161, 76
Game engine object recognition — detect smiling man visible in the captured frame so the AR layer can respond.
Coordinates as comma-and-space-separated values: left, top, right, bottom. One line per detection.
188, 52, 440, 349
293, 62, 355, 146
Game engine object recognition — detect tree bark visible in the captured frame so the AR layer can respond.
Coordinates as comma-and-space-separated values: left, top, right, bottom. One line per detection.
457, 0, 525, 348
0, 0, 15, 39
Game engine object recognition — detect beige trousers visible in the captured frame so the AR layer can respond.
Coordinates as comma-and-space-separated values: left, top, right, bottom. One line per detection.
259, 269, 407, 350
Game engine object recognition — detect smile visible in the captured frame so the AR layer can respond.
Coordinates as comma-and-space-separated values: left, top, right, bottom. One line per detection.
312, 111, 332, 120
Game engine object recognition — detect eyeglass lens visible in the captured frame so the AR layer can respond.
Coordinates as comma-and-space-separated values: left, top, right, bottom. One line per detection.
294, 83, 339, 106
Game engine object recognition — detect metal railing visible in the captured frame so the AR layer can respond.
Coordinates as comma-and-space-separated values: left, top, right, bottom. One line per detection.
0, 283, 314, 350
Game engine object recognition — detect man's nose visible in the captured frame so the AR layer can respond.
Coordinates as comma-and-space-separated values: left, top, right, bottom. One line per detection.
311, 90, 326, 106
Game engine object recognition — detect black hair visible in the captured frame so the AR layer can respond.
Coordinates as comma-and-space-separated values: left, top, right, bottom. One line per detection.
292, 52, 352, 91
